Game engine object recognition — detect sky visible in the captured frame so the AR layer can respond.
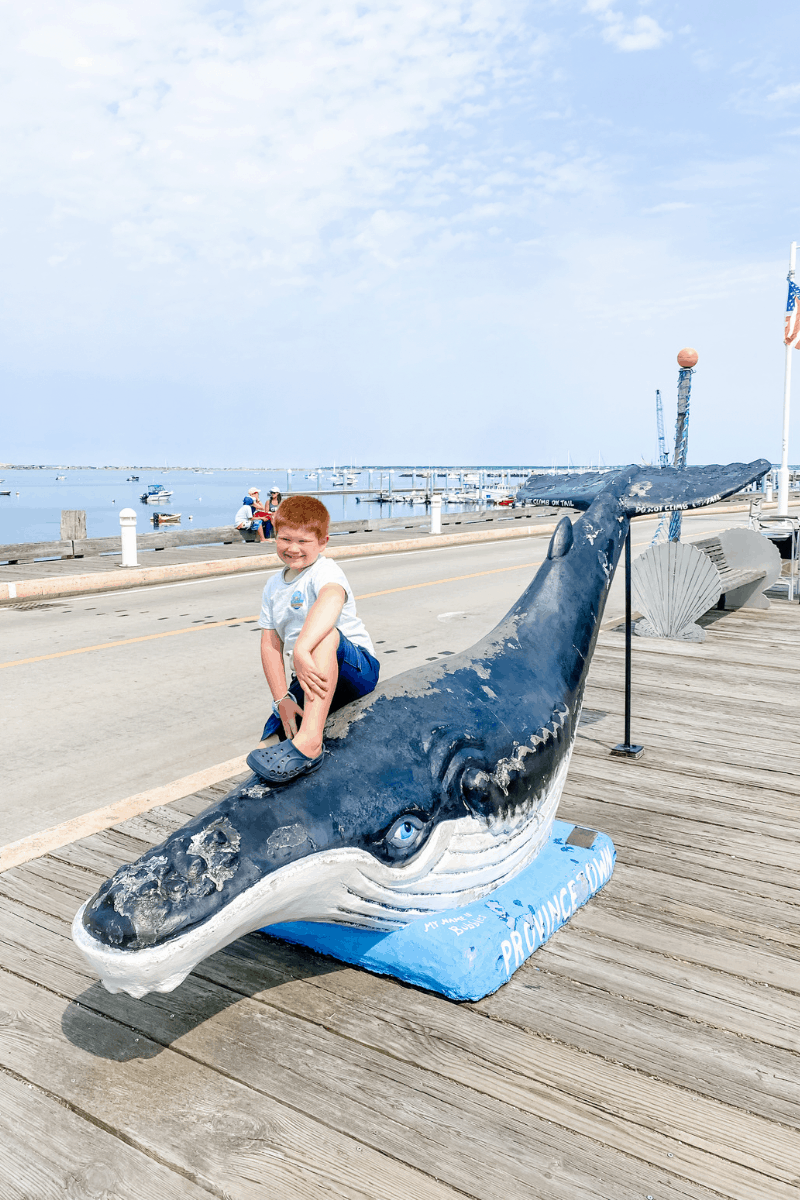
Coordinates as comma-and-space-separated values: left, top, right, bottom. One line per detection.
1, 0, 798, 467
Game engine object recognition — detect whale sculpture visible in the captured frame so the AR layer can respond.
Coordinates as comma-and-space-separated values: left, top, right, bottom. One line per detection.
73, 460, 769, 998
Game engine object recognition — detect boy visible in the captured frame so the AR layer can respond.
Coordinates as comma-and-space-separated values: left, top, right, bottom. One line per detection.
246, 495, 380, 784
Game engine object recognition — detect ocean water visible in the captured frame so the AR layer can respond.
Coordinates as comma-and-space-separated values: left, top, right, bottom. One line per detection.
0, 466, 535, 545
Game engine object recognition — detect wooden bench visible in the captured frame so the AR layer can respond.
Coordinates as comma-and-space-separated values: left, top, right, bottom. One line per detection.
692, 527, 782, 611
632, 527, 783, 642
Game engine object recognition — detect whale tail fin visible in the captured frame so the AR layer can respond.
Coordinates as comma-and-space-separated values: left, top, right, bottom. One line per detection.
516, 459, 770, 515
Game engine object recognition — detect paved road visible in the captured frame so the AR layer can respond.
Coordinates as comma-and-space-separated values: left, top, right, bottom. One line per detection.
1, 510, 757, 844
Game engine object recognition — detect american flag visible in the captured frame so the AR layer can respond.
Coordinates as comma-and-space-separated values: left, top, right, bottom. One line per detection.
785, 269, 800, 349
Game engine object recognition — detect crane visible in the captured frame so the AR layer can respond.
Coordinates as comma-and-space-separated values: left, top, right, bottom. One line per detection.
655, 389, 669, 468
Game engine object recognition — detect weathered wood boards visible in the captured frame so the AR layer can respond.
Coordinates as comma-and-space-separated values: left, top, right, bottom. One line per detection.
0, 599, 797, 1198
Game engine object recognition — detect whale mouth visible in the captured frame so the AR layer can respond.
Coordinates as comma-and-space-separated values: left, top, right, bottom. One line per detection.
72, 748, 573, 999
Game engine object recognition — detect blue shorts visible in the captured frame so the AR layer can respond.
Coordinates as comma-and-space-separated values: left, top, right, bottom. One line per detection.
260, 631, 380, 741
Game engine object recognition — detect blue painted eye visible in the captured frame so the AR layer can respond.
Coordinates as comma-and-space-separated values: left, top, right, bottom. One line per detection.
387, 815, 425, 851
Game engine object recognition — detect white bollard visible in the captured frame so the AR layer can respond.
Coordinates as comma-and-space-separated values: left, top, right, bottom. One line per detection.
430, 493, 442, 535
119, 508, 139, 567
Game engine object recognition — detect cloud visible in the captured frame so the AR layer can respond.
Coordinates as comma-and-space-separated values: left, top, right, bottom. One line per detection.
727, 79, 800, 118
1, 0, 560, 280
583, 0, 670, 52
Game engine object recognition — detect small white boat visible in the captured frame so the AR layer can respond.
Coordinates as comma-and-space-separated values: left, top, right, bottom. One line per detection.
141, 485, 173, 504
152, 512, 181, 524
56, 475, 66, 480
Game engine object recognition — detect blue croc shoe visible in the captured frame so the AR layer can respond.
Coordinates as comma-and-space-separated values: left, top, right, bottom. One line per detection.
247, 741, 325, 784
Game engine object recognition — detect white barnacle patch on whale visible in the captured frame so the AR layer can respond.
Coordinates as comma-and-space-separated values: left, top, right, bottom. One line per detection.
267, 823, 312, 854
187, 817, 241, 892
96, 855, 172, 945
243, 783, 270, 799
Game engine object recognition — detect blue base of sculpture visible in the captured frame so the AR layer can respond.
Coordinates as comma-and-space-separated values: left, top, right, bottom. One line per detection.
262, 820, 615, 1001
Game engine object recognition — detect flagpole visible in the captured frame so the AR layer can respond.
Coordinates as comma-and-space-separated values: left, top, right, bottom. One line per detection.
778, 240, 797, 518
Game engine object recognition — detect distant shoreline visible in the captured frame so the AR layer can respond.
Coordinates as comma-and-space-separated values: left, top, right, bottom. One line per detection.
1, 462, 795, 472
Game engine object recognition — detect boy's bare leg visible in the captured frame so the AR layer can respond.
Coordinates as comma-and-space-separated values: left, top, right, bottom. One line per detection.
291, 627, 339, 759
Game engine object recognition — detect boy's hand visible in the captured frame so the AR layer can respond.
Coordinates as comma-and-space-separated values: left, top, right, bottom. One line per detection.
277, 695, 304, 740
293, 645, 329, 701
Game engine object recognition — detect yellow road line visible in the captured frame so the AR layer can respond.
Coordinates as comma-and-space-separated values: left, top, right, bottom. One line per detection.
0, 524, 735, 671
354, 559, 543, 600
0, 559, 547, 669
1, 615, 255, 670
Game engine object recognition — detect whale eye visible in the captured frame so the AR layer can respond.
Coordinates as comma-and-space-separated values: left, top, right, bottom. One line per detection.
386, 814, 426, 855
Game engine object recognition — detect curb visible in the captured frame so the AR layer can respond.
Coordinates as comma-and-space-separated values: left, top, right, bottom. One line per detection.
0, 498, 776, 605
0, 520, 560, 604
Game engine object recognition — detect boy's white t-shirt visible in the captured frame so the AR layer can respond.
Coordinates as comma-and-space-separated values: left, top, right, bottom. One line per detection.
258, 555, 376, 660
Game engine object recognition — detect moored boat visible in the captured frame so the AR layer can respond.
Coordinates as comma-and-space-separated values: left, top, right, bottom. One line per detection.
140, 484, 173, 503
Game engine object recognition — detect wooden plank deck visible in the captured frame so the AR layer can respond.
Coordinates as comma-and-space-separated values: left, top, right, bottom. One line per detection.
0, 597, 797, 1199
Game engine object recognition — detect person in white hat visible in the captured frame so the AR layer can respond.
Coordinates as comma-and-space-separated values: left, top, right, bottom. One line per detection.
234, 488, 269, 541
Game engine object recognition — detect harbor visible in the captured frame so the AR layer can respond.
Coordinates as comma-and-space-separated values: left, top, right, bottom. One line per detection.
0, 461, 791, 550
0, 537, 796, 1198
0, 464, 554, 546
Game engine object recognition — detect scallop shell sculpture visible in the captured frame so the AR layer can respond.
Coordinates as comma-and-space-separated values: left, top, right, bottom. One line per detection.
632, 541, 720, 642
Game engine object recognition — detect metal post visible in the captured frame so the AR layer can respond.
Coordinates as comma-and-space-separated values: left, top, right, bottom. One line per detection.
430, 493, 442, 535
611, 527, 643, 759
119, 508, 138, 568
778, 241, 797, 517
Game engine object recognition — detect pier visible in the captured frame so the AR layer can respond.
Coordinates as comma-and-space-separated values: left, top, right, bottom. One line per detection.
0, 528, 796, 1197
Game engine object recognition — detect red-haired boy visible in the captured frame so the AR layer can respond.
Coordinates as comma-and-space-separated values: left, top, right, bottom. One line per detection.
246, 495, 380, 783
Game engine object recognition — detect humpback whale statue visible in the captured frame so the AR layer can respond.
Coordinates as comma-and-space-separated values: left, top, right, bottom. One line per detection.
73, 460, 769, 998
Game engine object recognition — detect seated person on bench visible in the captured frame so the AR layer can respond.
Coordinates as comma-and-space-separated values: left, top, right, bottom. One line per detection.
235, 488, 268, 542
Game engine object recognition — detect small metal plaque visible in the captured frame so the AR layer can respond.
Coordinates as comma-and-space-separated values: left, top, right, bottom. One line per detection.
565, 826, 598, 849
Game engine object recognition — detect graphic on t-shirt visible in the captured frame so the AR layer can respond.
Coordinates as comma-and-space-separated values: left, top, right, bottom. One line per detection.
290, 591, 304, 610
